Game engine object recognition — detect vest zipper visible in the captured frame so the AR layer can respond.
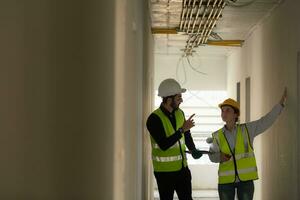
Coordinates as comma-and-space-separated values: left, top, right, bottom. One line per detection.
178, 140, 184, 169
223, 132, 239, 182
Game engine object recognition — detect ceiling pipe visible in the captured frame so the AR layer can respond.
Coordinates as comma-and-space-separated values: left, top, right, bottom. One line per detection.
186, 0, 217, 51
183, 0, 193, 30
179, 0, 187, 30
195, 0, 215, 46
186, 0, 198, 32
190, 0, 204, 33
176, 0, 231, 53
200, 0, 223, 44
196, 0, 211, 34
204, 1, 226, 43
183, 0, 199, 51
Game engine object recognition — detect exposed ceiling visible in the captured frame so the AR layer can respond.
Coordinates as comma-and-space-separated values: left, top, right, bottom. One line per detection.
149, 0, 282, 57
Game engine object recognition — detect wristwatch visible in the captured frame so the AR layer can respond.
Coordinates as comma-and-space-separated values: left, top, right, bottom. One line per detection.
178, 128, 184, 133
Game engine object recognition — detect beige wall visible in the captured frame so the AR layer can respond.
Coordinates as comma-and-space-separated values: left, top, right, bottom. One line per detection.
114, 0, 154, 199
227, 0, 300, 199
142, 3, 155, 200
0, 0, 152, 199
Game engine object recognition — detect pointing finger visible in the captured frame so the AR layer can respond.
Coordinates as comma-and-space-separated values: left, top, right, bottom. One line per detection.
188, 114, 195, 121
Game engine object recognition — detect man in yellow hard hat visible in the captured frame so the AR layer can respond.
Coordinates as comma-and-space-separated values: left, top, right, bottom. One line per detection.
208, 88, 287, 200
146, 78, 203, 200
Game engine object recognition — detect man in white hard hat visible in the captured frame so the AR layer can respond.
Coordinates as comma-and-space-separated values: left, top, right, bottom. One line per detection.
146, 78, 202, 200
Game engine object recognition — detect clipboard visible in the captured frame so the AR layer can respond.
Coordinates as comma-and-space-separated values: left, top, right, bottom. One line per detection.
185, 150, 211, 154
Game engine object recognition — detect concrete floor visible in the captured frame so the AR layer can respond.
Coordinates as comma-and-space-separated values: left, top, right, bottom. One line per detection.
154, 189, 219, 200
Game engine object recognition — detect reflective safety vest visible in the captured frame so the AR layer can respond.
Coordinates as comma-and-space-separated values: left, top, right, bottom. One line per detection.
213, 124, 258, 184
151, 108, 187, 172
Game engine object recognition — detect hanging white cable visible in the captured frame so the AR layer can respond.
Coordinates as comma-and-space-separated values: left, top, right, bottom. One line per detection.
186, 55, 207, 75
176, 52, 208, 86
176, 55, 188, 85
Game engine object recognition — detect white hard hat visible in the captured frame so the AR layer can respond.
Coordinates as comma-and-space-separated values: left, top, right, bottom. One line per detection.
158, 78, 186, 97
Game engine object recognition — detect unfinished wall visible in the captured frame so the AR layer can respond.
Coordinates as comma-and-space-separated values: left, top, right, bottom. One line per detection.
0, 0, 151, 199
227, 0, 300, 199
142, 3, 155, 200
0, 0, 114, 199
113, 0, 153, 199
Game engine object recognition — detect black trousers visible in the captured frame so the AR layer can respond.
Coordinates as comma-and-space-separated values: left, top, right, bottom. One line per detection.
154, 167, 193, 200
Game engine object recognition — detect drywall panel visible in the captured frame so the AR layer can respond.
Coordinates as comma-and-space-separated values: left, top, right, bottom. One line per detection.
0, 1, 150, 200
297, 50, 300, 199
113, 0, 152, 200
0, 0, 117, 199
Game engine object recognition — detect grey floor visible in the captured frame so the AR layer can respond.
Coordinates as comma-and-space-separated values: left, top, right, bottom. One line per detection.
154, 189, 219, 200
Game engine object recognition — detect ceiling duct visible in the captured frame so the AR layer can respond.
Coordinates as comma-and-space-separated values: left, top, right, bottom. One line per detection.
150, 0, 281, 56
179, 0, 227, 55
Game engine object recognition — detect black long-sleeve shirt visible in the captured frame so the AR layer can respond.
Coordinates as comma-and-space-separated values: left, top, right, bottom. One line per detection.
146, 105, 196, 151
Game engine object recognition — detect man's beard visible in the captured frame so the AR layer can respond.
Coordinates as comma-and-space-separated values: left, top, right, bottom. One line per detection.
171, 100, 179, 110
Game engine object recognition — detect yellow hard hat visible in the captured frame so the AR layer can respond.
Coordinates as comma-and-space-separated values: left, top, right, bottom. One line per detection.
218, 98, 240, 116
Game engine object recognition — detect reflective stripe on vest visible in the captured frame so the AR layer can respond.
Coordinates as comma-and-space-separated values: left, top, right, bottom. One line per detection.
224, 152, 255, 162
152, 137, 185, 149
150, 108, 187, 172
214, 124, 258, 184
219, 166, 258, 176
152, 155, 183, 162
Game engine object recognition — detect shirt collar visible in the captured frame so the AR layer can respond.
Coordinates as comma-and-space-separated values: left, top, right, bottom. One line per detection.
160, 104, 174, 116
223, 124, 238, 133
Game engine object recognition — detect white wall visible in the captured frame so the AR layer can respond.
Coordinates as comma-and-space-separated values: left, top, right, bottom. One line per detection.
227, 0, 300, 199
154, 54, 227, 90
189, 164, 219, 189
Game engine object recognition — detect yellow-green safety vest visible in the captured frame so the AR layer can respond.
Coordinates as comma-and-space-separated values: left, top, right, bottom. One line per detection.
151, 108, 187, 172
213, 124, 258, 184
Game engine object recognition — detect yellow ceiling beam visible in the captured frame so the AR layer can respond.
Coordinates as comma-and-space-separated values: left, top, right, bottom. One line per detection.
207, 40, 244, 47
151, 28, 178, 34
151, 28, 244, 47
